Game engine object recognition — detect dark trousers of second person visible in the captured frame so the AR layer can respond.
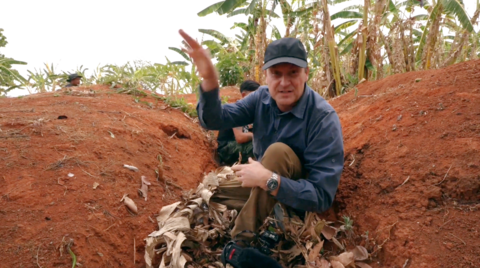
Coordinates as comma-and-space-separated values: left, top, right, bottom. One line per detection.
218, 141, 254, 166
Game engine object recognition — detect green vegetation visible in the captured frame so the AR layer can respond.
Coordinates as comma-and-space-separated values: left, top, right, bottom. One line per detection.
197, 0, 480, 98
1, 1, 479, 100
0, 28, 27, 96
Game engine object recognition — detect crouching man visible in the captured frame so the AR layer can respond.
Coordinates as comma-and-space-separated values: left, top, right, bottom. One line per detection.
179, 30, 344, 239
217, 80, 259, 166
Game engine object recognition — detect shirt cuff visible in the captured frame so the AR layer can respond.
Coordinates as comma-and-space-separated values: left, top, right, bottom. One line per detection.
275, 175, 292, 202
199, 84, 219, 103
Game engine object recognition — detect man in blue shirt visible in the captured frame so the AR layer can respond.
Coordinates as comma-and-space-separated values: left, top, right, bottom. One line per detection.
179, 30, 344, 238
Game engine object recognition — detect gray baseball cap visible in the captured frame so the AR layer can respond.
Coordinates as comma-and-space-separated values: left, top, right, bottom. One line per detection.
67, 73, 82, 82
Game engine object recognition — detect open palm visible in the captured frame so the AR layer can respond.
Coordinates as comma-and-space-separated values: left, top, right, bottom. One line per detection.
179, 30, 218, 91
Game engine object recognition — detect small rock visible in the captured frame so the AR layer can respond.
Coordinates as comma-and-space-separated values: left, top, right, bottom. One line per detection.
45, 217, 51, 221
467, 163, 478, 168
392, 124, 397, 131
68, 173, 74, 178
397, 115, 403, 121
415, 78, 422, 82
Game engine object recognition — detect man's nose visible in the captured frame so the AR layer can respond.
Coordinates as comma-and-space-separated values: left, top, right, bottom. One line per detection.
280, 75, 290, 87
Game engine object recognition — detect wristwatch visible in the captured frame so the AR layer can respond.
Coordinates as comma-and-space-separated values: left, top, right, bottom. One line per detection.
266, 173, 279, 192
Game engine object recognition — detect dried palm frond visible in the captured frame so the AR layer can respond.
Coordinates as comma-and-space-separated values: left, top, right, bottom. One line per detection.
145, 169, 373, 268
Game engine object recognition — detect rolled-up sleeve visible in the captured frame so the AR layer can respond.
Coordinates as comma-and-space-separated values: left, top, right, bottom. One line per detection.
275, 111, 344, 212
197, 85, 258, 130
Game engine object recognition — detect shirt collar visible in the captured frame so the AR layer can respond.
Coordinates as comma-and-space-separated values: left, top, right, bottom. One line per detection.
262, 84, 310, 119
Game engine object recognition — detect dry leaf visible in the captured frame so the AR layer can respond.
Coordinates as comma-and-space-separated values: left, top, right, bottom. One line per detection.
355, 262, 373, 268
321, 225, 337, 240
149, 216, 190, 237
164, 232, 178, 256
197, 188, 213, 204
209, 202, 227, 212
280, 245, 304, 262
352, 246, 369, 261
331, 260, 346, 268
332, 237, 345, 250
138, 176, 151, 201
203, 172, 221, 188
171, 232, 187, 268
331, 252, 355, 267
314, 220, 326, 236
174, 208, 194, 219
93, 182, 99, 189
308, 240, 324, 262
156, 201, 181, 228
120, 194, 137, 214
144, 236, 166, 268
123, 164, 139, 172
182, 252, 193, 262
317, 258, 330, 268
189, 197, 203, 206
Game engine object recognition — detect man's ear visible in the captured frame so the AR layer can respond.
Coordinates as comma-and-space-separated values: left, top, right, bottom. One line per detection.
241, 92, 247, 98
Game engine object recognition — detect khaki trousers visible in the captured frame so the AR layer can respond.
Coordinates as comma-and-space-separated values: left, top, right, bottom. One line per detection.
211, 142, 304, 237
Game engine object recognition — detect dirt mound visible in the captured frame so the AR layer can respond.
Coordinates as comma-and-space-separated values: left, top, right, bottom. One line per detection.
0, 86, 216, 267
179, 86, 242, 106
1, 60, 479, 268
330, 60, 480, 267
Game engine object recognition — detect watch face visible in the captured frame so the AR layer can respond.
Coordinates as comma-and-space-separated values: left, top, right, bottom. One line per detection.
267, 178, 279, 191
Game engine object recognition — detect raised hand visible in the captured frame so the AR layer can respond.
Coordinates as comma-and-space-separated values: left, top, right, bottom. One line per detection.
179, 29, 219, 91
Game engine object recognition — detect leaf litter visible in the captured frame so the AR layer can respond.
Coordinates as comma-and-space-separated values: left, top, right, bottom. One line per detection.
144, 167, 373, 268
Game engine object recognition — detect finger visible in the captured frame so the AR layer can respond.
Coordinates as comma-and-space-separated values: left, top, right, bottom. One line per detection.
181, 47, 193, 58
179, 29, 201, 49
231, 165, 243, 171
248, 157, 255, 164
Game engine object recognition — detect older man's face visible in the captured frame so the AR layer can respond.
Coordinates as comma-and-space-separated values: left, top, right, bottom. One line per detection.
265, 63, 309, 112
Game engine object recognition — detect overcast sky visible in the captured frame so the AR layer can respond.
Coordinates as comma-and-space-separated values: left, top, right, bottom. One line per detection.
1, 0, 477, 96
1, 0, 251, 77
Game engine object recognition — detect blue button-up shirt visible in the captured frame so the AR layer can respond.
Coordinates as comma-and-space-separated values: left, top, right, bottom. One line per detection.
198, 85, 344, 212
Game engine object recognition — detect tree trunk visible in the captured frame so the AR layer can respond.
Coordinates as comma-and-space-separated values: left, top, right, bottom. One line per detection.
368, 0, 386, 80
321, 0, 342, 96
422, 5, 443, 70
442, 9, 480, 66
358, 0, 369, 81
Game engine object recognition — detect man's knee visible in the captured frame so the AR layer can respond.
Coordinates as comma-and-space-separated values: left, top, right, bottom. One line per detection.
261, 143, 303, 180
262, 142, 295, 162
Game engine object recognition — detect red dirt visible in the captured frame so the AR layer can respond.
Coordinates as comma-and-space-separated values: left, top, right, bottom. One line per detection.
330, 60, 480, 268
179, 86, 242, 106
0, 85, 216, 267
0, 60, 479, 268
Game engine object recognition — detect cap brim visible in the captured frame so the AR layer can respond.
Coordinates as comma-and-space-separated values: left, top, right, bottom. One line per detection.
262, 57, 307, 70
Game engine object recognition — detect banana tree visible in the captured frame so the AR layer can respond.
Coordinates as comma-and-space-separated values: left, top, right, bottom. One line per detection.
0, 58, 27, 95
198, 0, 277, 83
416, 0, 475, 69
442, 3, 480, 66
0, 29, 27, 95
26, 63, 63, 93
